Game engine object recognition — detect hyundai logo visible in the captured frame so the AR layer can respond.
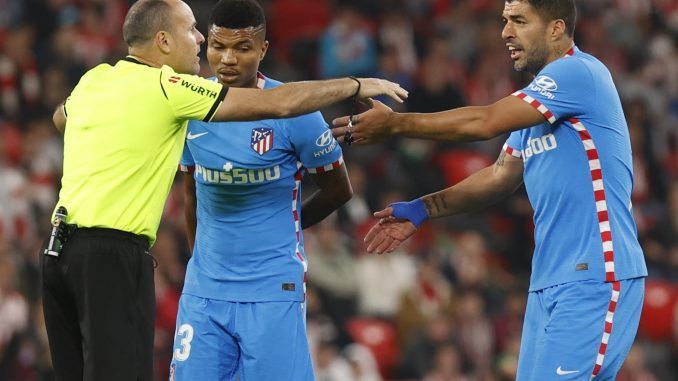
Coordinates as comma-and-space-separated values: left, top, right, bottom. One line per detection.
534, 76, 558, 91
315, 130, 335, 147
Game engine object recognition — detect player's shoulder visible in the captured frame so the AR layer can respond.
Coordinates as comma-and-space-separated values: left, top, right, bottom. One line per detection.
281, 109, 327, 133
261, 75, 284, 89
541, 47, 609, 81
541, 54, 588, 79
532, 58, 596, 99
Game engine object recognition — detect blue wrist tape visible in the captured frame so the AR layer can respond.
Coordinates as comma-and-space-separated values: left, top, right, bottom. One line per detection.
390, 198, 428, 228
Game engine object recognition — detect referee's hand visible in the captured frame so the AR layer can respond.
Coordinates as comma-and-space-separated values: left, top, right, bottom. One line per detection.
332, 99, 393, 145
355, 78, 408, 103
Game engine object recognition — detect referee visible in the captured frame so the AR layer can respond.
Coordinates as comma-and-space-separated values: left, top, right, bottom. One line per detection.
41, 1, 406, 380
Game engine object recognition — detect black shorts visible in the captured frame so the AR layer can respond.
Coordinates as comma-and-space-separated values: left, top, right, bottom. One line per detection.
41, 227, 155, 381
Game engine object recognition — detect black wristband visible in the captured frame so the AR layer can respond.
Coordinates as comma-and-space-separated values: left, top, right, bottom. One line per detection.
348, 76, 361, 100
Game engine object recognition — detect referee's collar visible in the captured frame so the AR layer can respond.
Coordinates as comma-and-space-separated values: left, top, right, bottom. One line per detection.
123, 56, 152, 67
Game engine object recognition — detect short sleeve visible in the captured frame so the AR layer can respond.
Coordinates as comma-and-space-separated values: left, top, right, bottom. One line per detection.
503, 131, 523, 159
512, 58, 594, 124
288, 111, 343, 174
160, 65, 228, 122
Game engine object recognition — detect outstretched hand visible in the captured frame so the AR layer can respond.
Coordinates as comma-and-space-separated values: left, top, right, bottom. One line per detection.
364, 207, 418, 254
356, 78, 408, 104
332, 99, 395, 145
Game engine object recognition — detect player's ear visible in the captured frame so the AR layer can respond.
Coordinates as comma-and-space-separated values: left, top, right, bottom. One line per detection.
550, 19, 567, 40
156, 30, 172, 54
259, 40, 269, 62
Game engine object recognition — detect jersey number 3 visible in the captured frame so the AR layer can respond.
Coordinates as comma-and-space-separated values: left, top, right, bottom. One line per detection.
174, 323, 194, 361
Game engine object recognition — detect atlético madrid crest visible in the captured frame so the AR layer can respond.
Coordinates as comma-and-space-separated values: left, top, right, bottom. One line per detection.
251, 128, 274, 155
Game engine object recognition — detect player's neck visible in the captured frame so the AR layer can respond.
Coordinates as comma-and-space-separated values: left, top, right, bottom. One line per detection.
546, 39, 575, 65
529, 39, 574, 76
244, 74, 259, 89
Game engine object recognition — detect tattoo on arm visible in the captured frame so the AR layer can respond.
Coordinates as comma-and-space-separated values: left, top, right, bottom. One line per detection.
496, 150, 507, 167
424, 198, 434, 216
433, 194, 447, 212
424, 194, 448, 217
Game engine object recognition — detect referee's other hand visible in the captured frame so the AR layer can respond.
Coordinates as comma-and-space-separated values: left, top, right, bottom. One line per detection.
356, 78, 408, 103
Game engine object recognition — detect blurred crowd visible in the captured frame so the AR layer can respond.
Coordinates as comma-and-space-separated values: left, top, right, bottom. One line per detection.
0, 0, 676, 380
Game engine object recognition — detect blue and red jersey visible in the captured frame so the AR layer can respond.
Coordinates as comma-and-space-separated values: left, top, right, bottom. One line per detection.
179, 73, 343, 302
504, 46, 647, 291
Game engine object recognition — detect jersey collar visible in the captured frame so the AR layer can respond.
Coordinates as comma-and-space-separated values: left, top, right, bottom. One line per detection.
122, 55, 152, 67
564, 44, 576, 57
256, 72, 266, 89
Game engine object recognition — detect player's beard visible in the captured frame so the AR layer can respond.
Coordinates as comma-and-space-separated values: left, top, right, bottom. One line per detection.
515, 37, 549, 75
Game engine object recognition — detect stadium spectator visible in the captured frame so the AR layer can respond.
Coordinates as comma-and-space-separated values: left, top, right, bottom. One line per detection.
319, 6, 378, 78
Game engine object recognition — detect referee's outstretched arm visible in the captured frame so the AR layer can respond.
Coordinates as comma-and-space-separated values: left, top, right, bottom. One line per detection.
212, 77, 408, 122
51, 78, 407, 132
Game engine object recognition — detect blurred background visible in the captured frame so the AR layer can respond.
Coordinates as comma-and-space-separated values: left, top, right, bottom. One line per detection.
0, 0, 676, 380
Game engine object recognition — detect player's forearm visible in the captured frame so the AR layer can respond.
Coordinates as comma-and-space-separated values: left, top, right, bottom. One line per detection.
183, 178, 197, 253
421, 165, 520, 219
301, 165, 353, 229
300, 189, 352, 230
184, 201, 197, 252
391, 106, 496, 142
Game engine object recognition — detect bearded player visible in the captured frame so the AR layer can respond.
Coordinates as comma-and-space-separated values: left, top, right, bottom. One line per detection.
333, 1, 647, 379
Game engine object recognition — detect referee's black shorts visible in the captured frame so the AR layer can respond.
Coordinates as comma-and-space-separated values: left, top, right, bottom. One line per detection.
41, 227, 155, 381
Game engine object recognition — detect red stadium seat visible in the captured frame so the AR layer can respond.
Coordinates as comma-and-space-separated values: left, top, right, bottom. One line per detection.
269, 0, 330, 63
437, 149, 494, 187
638, 279, 677, 342
347, 318, 399, 378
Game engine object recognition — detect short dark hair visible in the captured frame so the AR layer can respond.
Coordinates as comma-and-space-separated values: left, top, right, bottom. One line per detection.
509, 0, 577, 37
122, 0, 173, 47
209, 0, 266, 31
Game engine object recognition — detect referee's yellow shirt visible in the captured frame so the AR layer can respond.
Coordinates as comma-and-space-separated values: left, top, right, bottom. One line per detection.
57, 57, 227, 245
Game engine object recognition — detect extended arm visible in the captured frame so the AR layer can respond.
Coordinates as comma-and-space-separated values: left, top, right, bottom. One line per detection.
53, 103, 66, 134
364, 150, 524, 253
183, 172, 197, 253
420, 150, 524, 218
301, 164, 353, 229
332, 95, 545, 144
213, 78, 407, 122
